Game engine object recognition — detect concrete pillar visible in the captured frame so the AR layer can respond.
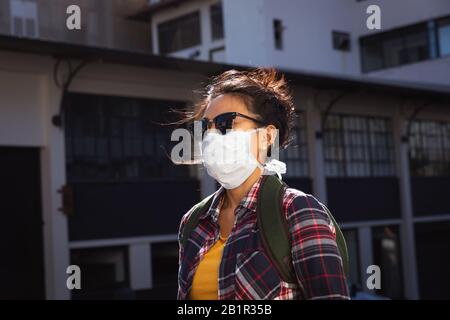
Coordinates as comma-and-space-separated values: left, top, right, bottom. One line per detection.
305, 97, 327, 203
129, 243, 152, 290
358, 226, 374, 293
40, 74, 71, 300
393, 110, 420, 299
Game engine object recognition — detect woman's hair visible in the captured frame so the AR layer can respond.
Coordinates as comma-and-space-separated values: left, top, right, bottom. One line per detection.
179, 67, 297, 149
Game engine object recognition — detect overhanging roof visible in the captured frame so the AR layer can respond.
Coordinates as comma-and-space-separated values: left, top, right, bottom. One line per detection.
0, 34, 449, 101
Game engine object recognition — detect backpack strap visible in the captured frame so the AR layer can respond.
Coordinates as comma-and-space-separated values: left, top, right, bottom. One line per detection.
180, 193, 215, 248
257, 175, 297, 283
257, 174, 350, 282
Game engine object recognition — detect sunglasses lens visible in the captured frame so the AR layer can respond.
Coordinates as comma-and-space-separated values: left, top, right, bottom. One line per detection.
215, 113, 234, 135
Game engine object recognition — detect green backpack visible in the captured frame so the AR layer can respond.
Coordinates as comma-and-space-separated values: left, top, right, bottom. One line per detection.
180, 174, 349, 283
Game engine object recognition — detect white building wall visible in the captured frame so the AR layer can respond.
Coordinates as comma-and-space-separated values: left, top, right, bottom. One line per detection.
148, 0, 450, 85
228, 0, 359, 74
367, 55, 450, 86
0, 69, 45, 147
247, 0, 450, 76
222, 0, 267, 66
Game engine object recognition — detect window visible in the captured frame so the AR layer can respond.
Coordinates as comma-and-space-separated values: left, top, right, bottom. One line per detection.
70, 246, 132, 299
157, 11, 201, 54
342, 229, 361, 290
65, 93, 190, 182
438, 17, 450, 56
360, 37, 383, 71
381, 31, 405, 67
409, 119, 450, 176
400, 25, 429, 64
415, 221, 450, 299
361, 23, 429, 72
10, 0, 38, 38
360, 15, 450, 72
273, 19, 284, 50
210, 2, 224, 41
372, 225, 404, 299
332, 31, 351, 51
151, 241, 179, 299
279, 112, 309, 177
323, 114, 395, 177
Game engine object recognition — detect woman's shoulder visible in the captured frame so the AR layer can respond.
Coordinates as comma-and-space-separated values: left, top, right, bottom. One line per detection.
281, 187, 332, 224
177, 198, 204, 244
178, 192, 217, 241
178, 198, 204, 232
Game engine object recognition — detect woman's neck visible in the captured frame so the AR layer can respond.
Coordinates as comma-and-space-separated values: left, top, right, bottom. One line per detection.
223, 166, 263, 210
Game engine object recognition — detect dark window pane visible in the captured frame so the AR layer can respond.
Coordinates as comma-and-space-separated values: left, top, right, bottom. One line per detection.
210, 2, 224, 40
70, 246, 132, 299
361, 37, 383, 72
273, 19, 283, 50
361, 21, 432, 72
332, 31, 351, 51
372, 226, 404, 299
342, 229, 361, 289
438, 17, 450, 56
13, 17, 23, 36
409, 119, 450, 176
383, 34, 404, 67
64, 93, 189, 182
158, 11, 201, 54
279, 112, 309, 177
150, 242, 179, 298
324, 114, 394, 177
402, 25, 429, 63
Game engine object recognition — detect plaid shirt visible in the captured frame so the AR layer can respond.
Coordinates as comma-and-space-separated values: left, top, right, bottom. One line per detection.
177, 174, 350, 300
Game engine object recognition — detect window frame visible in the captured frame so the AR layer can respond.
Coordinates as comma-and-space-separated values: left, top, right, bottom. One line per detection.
210, 2, 224, 41
64, 93, 191, 182
359, 14, 450, 73
279, 111, 309, 177
409, 119, 450, 177
323, 113, 396, 178
157, 10, 201, 54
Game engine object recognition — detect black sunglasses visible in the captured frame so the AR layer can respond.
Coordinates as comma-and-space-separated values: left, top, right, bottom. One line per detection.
200, 112, 263, 136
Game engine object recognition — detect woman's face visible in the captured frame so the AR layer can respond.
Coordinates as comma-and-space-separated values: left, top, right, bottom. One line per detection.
203, 94, 273, 164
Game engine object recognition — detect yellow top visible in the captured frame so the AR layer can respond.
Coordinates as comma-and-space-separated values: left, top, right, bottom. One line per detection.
189, 233, 228, 300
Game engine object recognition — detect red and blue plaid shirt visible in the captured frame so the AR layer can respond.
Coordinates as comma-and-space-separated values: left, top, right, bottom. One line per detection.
177, 174, 350, 300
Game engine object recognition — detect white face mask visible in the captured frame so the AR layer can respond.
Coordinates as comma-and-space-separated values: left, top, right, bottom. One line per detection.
201, 129, 261, 189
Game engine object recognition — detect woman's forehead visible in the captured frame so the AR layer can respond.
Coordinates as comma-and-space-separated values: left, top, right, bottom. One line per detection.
204, 94, 250, 118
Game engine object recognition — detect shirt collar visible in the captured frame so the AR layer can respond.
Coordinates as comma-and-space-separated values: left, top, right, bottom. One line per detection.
199, 173, 266, 222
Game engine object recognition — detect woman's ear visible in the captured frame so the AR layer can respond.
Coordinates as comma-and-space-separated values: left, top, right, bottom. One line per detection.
265, 124, 277, 157
266, 124, 277, 146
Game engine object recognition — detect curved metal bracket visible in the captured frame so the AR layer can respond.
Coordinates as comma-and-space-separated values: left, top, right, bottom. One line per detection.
52, 57, 96, 127
402, 101, 434, 143
315, 90, 349, 139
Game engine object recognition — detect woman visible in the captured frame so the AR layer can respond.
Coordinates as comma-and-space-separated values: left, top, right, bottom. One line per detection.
177, 67, 349, 300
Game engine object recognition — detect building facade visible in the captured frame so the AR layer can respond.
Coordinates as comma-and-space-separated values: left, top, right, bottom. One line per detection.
134, 0, 450, 86
0, 0, 150, 50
